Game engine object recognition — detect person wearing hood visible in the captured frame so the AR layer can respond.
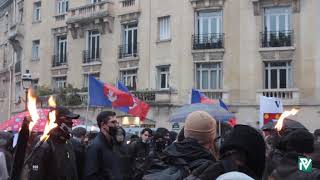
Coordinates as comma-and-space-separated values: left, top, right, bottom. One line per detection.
269, 129, 320, 180
186, 125, 266, 180
25, 106, 80, 180
113, 127, 133, 180
84, 111, 122, 180
143, 111, 217, 180
70, 127, 87, 180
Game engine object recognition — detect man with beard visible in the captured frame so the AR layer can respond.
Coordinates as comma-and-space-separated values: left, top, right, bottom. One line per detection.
84, 111, 122, 180
25, 106, 80, 180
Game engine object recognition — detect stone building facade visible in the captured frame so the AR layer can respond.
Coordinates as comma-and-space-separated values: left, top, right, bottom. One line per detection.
0, 0, 319, 131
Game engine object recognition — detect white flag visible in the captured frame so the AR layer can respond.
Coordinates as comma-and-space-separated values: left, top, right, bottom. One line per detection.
259, 96, 283, 127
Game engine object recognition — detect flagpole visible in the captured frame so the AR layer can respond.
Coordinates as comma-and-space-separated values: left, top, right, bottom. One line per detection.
85, 75, 90, 130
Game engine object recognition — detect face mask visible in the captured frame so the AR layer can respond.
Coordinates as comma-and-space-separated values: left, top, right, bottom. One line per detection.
155, 140, 167, 152
59, 123, 72, 139
108, 126, 118, 137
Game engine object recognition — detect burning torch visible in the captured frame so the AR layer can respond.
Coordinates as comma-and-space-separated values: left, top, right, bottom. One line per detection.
10, 88, 40, 180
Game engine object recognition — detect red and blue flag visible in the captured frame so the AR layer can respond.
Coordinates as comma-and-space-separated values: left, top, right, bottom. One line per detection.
117, 81, 150, 121
191, 89, 216, 104
89, 76, 134, 107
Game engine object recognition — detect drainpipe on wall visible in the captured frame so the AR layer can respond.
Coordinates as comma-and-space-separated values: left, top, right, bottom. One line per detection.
8, 51, 14, 119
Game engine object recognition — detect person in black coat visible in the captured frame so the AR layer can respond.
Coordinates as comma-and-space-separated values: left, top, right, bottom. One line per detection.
70, 127, 87, 180
113, 127, 133, 180
186, 125, 266, 180
143, 111, 218, 180
130, 128, 153, 179
269, 129, 320, 180
25, 106, 79, 180
84, 111, 122, 180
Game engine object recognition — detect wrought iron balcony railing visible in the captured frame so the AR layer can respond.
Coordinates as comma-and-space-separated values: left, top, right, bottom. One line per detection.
52, 54, 67, 67
121, 0, 135, 7
260, 30, 293, 48
192, 33, 224, 50
82, 49, 101, 63
118, 43, 138, 59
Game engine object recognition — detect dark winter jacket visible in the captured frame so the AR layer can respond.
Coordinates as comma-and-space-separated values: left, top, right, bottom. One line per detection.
84, 132, 122, 180
70, 138, 86, 180
270, 152, 320, 180
263, 148, 284, 179
130, 139, 152, 179
113, 142, 134, 180
184, 159, 257, 180
25, 128, 78, 180
143, 138, 216, 180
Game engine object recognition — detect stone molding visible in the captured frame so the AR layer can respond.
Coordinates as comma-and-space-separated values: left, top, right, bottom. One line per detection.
119, 60, 139, 69
192, 49, 224, 61
119, 12, 140, 23
252, 0, 300, 16
259, 47, 295, 61
190, 0, 225, 9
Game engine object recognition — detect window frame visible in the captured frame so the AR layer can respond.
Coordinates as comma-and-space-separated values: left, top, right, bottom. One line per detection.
122, 23, 138, 55
195, 62, 223, 90
120, 69, 137, 91
57, 0, 69, 15
56, 35, 67, 64
32, 40, 40, 60
33, 2, 41, 22
86, 30, 100, 60
264, 6, 291, 38
264, 61, 292, 89
157, 66, 170, 90
54, 76, 67, 89
158, 16, 171, 41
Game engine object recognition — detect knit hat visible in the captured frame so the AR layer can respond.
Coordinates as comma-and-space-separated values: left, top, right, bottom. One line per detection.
220, 125, 266, 179
184, 111, 216, 145
284, 129, 314, 153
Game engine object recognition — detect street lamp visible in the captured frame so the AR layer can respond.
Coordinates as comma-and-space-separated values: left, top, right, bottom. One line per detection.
21, 70, 32, 111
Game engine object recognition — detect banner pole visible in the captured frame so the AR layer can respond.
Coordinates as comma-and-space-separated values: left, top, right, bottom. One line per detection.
85, 75, 90, 130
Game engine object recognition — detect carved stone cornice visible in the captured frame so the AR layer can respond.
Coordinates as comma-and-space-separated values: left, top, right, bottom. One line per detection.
66, 1, 114, 39
118, 60, 139, 69
192, 49, 225, 62
51, 68, 68, 76
82, 63, 102, 73
119, 12, 140, 23
252, 0, 300, 16
52, 26, 68, 35
190, 0, 225, 9
259, 47, 295, 61
67, 15, 114, 39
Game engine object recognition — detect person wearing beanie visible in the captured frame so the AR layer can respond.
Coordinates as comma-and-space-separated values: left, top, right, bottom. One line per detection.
143, 111, 217, 180
186, 125, 266, 180
184, 111, 217, 148
270, 129, 320, 180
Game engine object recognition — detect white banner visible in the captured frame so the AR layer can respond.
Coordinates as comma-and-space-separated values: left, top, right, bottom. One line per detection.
259, 95, 283, 127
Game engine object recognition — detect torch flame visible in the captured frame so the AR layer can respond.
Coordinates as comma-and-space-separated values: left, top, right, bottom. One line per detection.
40, 96, 58, 141
28, 89, 40, 131
275, 108, 299, 131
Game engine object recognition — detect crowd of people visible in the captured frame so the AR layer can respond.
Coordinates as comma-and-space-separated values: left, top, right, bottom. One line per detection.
0, 106, 320, 180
